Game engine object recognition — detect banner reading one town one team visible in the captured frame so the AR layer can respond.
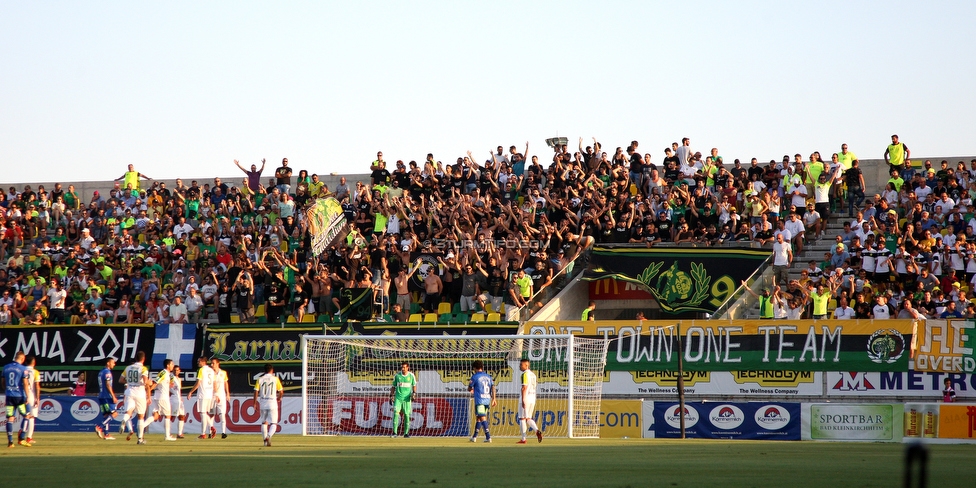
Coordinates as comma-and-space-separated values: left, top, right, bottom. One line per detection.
911, 319, 976, 373
306, 196, 347, 256
0, 323, 156, 393
583, 247, 770, 314
525, 319, 914, 372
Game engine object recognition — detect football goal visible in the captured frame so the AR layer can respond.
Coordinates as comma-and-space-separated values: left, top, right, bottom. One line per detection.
301, 334, 609, 438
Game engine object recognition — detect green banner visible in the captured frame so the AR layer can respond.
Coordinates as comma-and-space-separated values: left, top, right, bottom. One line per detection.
306, 197, 346, 256
595, 320, 914, 372
583, 247, 770, 314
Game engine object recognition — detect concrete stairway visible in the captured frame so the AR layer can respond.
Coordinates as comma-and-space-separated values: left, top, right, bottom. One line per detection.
740, 211, 852, 318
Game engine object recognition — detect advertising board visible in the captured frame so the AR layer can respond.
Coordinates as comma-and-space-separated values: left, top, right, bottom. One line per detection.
802, 403, 903, 442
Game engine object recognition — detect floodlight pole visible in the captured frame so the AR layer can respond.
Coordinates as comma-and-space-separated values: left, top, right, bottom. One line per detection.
676, 321, 686, 439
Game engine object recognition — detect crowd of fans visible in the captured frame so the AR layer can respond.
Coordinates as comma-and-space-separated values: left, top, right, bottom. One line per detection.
747, 137, 976, 320
1, 135, 974, 325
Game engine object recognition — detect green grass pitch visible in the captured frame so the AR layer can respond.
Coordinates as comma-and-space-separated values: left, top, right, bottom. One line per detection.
0, 433, 972, 487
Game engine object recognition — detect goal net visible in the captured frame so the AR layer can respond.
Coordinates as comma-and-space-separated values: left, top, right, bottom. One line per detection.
302, 334, 609, 438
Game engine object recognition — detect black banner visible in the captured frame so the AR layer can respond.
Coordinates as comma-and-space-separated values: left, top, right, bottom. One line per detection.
0, 323, 156, 393
336, 287, 373, 321
197, 324, 337, 393
407, 253, 440, 292
583, 247, 770, 314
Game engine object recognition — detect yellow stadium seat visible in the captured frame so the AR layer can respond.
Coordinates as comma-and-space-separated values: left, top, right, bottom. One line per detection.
255, 304, 266, 317
230, 315, 240, 323
941, 228, 950, 236
483, 303, 494, 314
471, 313, 486, 323
437, 302, 452, 315
302, 314, 316, 323
408, 313, 423, 323
423, 313, 438, 323
287, 315, 298, 323
486, 313, 501, 323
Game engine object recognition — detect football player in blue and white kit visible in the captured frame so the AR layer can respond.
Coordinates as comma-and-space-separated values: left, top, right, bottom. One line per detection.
2, 351, 32, 448
95, 357, 118, 440
467, 360, 496, 443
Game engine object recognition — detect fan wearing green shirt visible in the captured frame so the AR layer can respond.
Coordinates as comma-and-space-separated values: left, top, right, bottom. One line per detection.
390, 362, 417, 438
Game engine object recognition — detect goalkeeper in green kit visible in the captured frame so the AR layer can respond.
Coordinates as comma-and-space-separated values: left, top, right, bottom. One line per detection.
390, 361, 417, 438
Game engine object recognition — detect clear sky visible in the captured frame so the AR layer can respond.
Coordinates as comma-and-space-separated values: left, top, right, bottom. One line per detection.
2, 1, 975, 184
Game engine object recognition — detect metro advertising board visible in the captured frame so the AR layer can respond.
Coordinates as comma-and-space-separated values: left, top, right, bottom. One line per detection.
826, 369, 976, 398
13, 395, 304, 434
644, 401, 800, 440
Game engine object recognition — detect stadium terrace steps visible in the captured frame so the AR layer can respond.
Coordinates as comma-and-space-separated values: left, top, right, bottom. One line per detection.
741, 213, 852, 319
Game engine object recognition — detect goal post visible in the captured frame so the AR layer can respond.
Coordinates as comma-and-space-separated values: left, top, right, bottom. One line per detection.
301, 334, 609, 438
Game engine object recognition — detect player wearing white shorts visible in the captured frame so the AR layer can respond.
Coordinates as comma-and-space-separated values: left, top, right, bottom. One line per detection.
253, 363, 283, 447
151, 359, 176, 441
120, 351, 152, 445
517, 358, 542, 444
211, 358, 230, 439
23, 356, 40, 445
169, 365, 186, 438
187, 356, 216, 440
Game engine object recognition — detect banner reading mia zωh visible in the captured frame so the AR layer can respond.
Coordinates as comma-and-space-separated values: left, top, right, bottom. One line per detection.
0, 323, 156, 392
583, 247, 770, 314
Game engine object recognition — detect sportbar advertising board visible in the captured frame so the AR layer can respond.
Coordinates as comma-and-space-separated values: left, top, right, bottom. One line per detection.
801, 403, 904, 442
